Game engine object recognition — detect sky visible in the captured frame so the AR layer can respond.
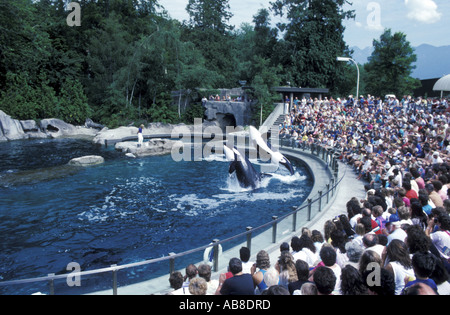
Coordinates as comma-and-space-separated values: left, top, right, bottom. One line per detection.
157, 0, 450, 49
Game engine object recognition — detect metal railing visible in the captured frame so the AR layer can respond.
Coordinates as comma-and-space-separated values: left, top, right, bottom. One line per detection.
0, 140, 346, 295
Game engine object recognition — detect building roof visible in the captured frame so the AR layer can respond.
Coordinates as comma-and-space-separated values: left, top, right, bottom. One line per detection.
273, 87, 329, 94
433, 74, 450, 92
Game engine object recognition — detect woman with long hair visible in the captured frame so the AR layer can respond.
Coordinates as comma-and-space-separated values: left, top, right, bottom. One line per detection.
383, 239, 414, 295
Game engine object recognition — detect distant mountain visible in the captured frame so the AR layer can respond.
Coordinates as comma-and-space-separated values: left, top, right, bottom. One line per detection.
350, 44, 450, 80
413, 44, 450, 80
350, 46, 373, 65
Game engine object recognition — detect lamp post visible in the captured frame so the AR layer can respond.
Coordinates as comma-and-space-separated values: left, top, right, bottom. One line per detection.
337, 57, 360, 102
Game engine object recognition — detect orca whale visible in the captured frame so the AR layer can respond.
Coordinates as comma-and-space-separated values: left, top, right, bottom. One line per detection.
249, 126, 295, 175
224, 145, 262, 189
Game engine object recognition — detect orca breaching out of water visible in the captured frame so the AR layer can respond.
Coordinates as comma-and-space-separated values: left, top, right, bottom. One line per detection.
223, 126, 295, 189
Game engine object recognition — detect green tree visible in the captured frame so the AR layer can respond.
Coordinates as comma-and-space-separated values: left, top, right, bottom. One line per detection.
231, 8, 284, 127
85, 13, 134, 124
184, 0, 235, 87
58, 78, 92, 125
146, 91, 179, 124
364, 29, 421, 97
253, 8, 278, 61
249, 57, 283, 127
271, 0, 355, 94
186, 0, 233, 34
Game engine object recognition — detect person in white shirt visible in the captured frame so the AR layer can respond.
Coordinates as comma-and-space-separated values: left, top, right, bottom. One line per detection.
383, 239, 414, 295
239, 247, 254, 274
426, 214, 450, 261
386, 221, 408, 245
357, 156, 372, 180
362, 233, 385, 258
197, 264, 219, 295
431, 151, 444, 165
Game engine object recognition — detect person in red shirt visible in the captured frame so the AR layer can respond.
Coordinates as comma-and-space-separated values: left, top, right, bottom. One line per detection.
404, 181, 418, 200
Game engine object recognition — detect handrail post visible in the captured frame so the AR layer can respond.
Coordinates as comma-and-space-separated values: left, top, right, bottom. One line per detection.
292, 209, 297, 232
331, 178, 335, 197
318, 191, 323, 212
169, 252, 176, 275
246, 227, 252, 254
111, 264, 118, 295
212, 239, 220, 272
272, 216, 278, 243
48, 273, 55, 295
307, 199, 312, 221
326, 184, 330, 204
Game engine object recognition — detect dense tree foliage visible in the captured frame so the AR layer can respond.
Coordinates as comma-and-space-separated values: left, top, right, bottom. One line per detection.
364, 29, 420, 97
271, 0, 356, 95
0, 0, 418, 128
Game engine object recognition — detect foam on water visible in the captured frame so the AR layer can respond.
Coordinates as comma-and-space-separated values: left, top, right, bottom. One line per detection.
169, 169, 306, 216
77, 176, 159, 223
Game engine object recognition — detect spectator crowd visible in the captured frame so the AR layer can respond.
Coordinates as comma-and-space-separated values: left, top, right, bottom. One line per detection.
166, 94, 450, 296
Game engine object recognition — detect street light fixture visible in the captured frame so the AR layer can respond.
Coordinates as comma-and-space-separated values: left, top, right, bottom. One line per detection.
337, 57, 360, 102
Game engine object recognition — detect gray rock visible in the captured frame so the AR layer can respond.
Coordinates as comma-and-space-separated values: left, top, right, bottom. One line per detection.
68, 155, 105, 166
204, 101, 252, 130
40, 118, 78, 138
0, 125, 6, 142
0, 110, 28, 141
115, 138, 182, 157
85, 118, 105, 130
40, 118, 98, 138
93, 121, 222, 146
93, 126, 139, 145
20, 120, 39, 132
20, 120, 49, 139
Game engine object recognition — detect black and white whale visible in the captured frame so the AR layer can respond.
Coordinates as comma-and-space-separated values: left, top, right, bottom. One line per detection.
249, 126, 295, 175
224, 145, 264, 189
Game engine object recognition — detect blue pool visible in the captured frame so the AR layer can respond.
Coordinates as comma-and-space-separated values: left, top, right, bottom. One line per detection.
0, 138, 313, 294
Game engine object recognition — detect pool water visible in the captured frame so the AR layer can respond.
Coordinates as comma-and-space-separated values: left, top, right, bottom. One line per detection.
0, 138, 313, 294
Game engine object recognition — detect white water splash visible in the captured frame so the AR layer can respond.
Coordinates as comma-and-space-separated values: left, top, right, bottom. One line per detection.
77, 176, 158, 223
